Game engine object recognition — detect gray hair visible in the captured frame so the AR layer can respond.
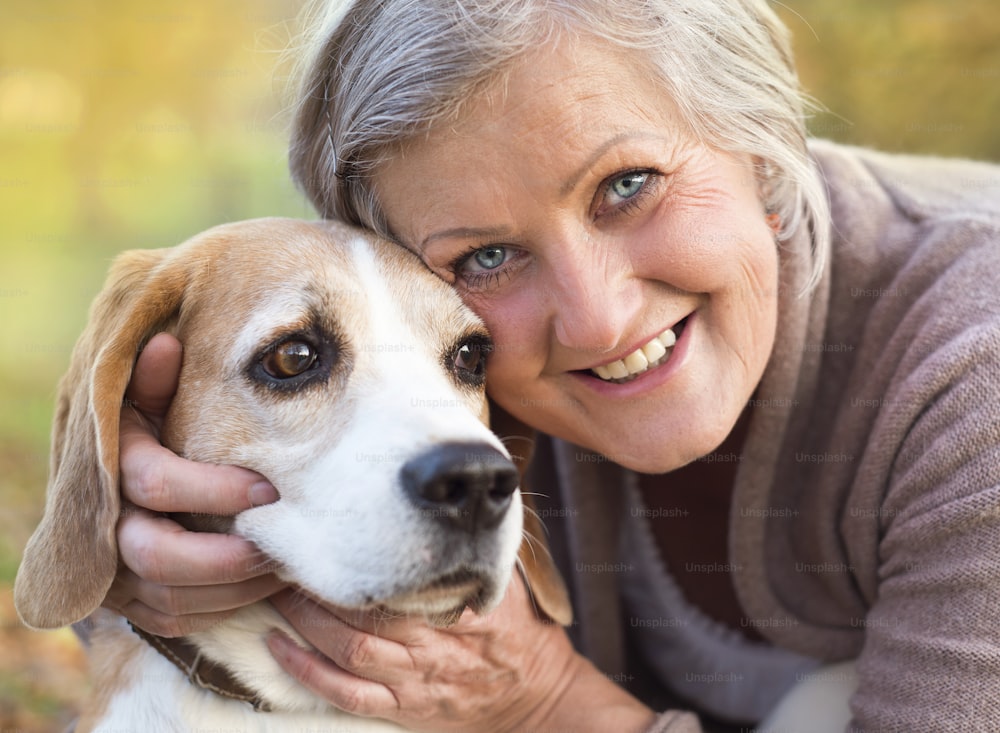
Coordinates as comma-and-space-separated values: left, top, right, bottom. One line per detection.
287, 0, 830, 289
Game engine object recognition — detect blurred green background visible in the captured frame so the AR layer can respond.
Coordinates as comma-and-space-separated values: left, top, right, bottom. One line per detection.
0, 0, 998, 729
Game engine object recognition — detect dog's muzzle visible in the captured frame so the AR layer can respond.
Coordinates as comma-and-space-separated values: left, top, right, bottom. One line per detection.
401, 442, 518, 533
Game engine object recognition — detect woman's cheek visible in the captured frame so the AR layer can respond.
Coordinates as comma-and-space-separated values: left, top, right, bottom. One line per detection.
466, 294, 537, 386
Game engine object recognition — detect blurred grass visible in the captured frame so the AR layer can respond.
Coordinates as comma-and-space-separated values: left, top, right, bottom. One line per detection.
0, 0, 998, 730
779, 0, 1000, 159
0, 1, 310, 729
0, 0, 311, 562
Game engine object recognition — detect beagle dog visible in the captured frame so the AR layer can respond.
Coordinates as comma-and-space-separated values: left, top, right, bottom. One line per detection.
14, 218, 571, 732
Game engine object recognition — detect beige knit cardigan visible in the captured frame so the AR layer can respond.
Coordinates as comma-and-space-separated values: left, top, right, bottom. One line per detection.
526, 139, 1000, 732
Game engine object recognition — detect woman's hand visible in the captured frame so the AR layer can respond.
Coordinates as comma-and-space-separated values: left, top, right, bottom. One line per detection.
107, 335, 655, 731
267, 572, 656, 733
103, 332, 288, 637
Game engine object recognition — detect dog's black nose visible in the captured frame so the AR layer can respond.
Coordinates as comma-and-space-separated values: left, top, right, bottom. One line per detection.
402, 443, 519, 532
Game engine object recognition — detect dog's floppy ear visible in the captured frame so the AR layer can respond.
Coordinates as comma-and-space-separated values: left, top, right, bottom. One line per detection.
489, 401, 573, 627
14, 246, 193, 629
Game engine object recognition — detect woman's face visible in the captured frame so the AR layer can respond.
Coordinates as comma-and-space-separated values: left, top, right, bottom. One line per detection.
373, 34, 779, 473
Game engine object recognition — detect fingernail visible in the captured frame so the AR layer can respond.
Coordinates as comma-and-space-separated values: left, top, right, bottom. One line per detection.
266, 629, 297, 659
249, 481, 279, 506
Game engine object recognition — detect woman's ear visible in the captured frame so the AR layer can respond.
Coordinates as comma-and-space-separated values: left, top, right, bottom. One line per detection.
14, 247, 190, 629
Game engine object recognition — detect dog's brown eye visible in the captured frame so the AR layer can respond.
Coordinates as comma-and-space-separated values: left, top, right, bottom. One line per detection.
452, 337, 490, 385
262, 340, 317, 379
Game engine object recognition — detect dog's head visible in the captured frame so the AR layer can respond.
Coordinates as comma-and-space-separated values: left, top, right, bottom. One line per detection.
15, 218, 570, 630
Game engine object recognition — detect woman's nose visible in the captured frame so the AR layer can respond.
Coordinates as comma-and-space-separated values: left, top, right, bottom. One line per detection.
547, 247, 642, 355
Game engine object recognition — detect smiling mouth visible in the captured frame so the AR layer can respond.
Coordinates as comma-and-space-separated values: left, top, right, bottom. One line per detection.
589, 317, 689, 384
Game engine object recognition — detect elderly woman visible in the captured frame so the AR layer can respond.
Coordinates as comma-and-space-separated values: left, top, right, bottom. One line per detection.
106, 0, 1000, 731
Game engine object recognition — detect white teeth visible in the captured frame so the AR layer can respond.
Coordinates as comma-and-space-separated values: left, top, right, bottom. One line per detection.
592, 364, 613, 380
641, 338, 667, 363
591, 327, 678, 383
623, 350, 649, 373
606, 360, 630, 379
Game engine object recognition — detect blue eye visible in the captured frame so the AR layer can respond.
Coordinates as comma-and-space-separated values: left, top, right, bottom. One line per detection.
452, 243, 524, 291
471, 246, 507, 271
609, 172, 648, 201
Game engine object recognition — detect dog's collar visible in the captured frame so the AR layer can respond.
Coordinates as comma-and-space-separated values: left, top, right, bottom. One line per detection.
128, 621, 273, 712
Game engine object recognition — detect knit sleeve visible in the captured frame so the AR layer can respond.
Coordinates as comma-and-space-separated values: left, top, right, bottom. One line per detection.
849, 317, 1000, 730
